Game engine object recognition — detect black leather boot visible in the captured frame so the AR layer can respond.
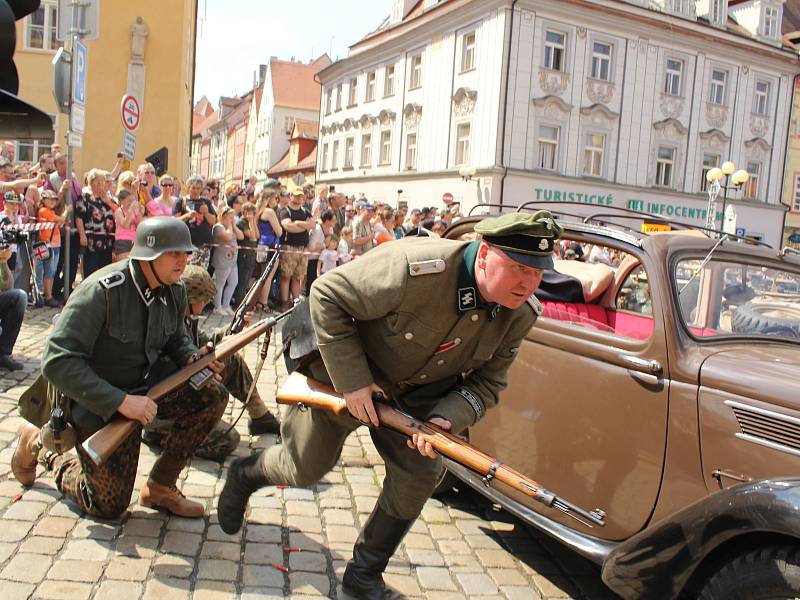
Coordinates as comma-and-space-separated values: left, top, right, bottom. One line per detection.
217, 452, 269, 534
342, 506, 415, 600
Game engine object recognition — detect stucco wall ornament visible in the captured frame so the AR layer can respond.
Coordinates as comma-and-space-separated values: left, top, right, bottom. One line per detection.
587, 80, 615, 105
403, 103, 423, 131
705, 103, 729, 129
659, 93, 685, 119
744, 137, 771, 160
749, 114, 769, 138
378, 110, 396, 127
699, 128, 731, 152
653, 118, 688, 141
580, 103, 619, 127
538, 69, 570, 96
452, 87, 477, 117
532, 95, 574, 118
131, 17, 149, 64
358, 114, 375, 128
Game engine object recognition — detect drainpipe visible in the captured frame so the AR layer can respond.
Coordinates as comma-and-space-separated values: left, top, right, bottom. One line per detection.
498, 0, 519, 209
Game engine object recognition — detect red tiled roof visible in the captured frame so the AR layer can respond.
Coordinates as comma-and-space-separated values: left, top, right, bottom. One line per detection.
292, 119, 319, 140
270, 55, 331, 111
268, 146, 317, 176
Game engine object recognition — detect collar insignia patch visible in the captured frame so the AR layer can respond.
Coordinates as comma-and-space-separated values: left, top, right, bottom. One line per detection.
458, 287, 477, 312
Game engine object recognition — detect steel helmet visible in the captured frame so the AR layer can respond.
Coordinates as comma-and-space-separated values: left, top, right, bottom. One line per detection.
129, 216, 196, 261
181, 264, 217, 304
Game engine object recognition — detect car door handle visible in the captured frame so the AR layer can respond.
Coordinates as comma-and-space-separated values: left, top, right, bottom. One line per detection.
619, 355, 662, 374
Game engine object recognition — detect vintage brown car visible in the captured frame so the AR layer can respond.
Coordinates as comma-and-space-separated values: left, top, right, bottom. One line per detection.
443, 206, 800, 600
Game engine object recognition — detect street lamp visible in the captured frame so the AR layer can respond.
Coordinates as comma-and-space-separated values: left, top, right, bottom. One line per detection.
704, 162, 749, 235
459, 165, 477, 181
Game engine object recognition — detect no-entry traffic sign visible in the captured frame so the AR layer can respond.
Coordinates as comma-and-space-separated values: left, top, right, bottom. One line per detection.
442, 192, 454, 204
120, 95, 141, 132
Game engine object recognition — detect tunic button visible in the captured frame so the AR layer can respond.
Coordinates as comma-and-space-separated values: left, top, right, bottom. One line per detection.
437, 359, 445, 366
404, 332, 414, 340
454, 337, 462, 344
471, 314, 479, 322
419, 374, 428, 380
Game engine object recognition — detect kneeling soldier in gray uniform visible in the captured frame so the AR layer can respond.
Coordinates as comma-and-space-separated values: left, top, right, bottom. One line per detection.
143, 265, 280, 461
217, 211, 562, 599
12, 217, 228, 519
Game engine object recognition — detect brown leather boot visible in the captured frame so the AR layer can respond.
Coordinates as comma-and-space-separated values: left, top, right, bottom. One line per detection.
139, 480, 205, 518
12, 423, 41, 486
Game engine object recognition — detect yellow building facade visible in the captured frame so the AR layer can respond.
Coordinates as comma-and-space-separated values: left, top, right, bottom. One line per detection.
783, 76, 800, 248
13, 0, 197, 181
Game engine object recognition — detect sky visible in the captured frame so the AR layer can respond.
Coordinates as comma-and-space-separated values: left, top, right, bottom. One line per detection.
193, 0, 390, 105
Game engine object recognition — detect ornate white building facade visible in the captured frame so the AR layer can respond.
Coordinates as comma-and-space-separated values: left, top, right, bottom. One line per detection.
315, 0, 799, 246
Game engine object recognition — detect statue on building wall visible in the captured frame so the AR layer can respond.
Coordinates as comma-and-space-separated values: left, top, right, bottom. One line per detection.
131, 17, 149, 63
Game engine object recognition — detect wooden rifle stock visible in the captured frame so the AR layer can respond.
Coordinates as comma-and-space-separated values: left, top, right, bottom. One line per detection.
276, 372, 606, 528
82, 307, 295, 466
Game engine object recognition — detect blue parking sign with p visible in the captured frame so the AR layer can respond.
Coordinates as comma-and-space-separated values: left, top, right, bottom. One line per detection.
73, 40, 87, 106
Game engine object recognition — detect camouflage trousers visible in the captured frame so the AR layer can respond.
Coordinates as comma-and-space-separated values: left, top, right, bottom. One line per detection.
49, 381, 228, 519
145, 351, 267, 461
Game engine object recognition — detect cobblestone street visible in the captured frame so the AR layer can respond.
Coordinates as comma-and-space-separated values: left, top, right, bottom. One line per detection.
0, 307, 617, 600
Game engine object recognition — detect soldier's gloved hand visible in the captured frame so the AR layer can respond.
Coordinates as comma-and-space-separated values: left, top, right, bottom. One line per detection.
187, 342, 224, 382
119, 394, 158, 425
344, 383, 385, 427
407, 418, 451, 459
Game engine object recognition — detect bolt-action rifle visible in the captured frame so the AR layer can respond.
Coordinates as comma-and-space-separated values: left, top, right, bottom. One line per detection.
276, 372, 606, 528
82, 305, 295, 466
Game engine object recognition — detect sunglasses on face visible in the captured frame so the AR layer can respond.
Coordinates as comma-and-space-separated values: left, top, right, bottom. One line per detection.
161, 183, 174, 187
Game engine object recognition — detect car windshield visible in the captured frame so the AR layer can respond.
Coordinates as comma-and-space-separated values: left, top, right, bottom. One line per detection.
675, 257, 800, 340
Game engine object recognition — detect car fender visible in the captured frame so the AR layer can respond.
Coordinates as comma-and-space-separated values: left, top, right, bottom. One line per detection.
600, 478, 800, 600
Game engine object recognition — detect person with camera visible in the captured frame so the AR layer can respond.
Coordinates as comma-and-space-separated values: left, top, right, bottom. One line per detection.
75, 169, 117, 278
174, 176, 217, 269
0, 238, 26, 371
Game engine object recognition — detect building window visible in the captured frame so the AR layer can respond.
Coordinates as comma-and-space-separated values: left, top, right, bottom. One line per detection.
744, 161, 761, 199
754, 80, 770, 116
331, 140, 339, 170
763, 6, 779, 38
700, 153, 720, 191
455, 123, 471, 166
461, 31, 476, 72
793, 175, 800, 212
655, 147, 676, 187
321, 143, 329, 171
348, 78, 358, 107
537, 125, 560, 171
336, 83, 342, 111
405, 133, 417, 170
15, 138, 52, 163
709, 68, 727, 105
344, 137, 354, 168
664, 58, 683, 96
366, 72, 376, 102
583, 132, 605, 177
410, 54, 423, 89
710, 0, 724, 24
672, 0, 690, 14
325, 89, 333, 115
590, 41, 612, 81
361, 134, 372, 167
384, 65, 395, 97
379, 130, 392, 165
284, 116, 293, 134
25, 1, 61, 51
544, 30, 566, 72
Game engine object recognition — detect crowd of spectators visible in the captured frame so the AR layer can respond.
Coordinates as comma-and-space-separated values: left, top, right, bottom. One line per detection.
0, 140, 462, 370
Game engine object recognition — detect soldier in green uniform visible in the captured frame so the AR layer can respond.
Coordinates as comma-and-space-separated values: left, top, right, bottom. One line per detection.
12, 217, 228, 519
143, 265, 280, 461
217, 211, 562, 599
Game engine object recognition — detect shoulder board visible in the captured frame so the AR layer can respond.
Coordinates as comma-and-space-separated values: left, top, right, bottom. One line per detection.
408, 259, 446, 277
526, 294, 544, 316
99, 271, 125, 290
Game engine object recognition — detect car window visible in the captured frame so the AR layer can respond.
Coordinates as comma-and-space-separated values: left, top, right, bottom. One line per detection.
538, 241, 654, 340
675, 258, 800, 340
616, 265, 653, 316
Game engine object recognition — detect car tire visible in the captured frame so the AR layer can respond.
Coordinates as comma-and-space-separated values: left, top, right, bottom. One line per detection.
697, 545, 800, 600
731, 301, 800, 336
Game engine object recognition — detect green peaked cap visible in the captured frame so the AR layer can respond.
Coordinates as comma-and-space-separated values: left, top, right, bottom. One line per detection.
474, 210, 563, 269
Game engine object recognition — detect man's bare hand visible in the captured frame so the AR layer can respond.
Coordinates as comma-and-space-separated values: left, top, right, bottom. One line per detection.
407, 418, 451, 459
118, 394, 157, 425
187, 342, 224, 381
344, 383, 385, 427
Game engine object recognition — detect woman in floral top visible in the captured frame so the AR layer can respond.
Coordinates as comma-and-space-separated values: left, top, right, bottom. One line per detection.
75, 169, 116, 278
